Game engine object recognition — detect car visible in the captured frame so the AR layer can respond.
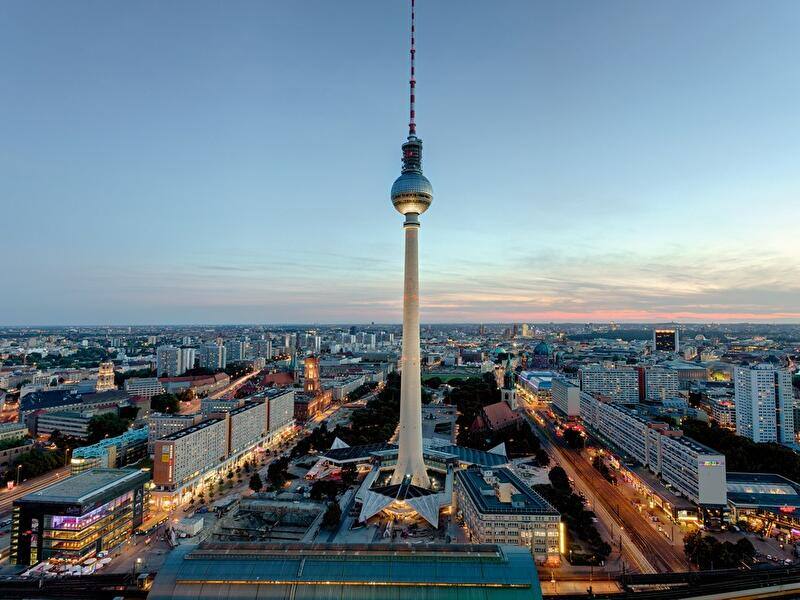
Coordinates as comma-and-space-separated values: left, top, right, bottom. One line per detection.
767, 554, 773, 561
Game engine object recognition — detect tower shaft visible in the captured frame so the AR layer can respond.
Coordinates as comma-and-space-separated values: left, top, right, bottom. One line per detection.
391, 214, 430, 487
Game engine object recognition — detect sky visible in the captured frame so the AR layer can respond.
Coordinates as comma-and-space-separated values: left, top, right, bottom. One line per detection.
1, 1, 799, 325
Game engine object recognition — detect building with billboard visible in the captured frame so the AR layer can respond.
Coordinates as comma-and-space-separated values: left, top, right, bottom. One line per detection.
10, 468, 150, 566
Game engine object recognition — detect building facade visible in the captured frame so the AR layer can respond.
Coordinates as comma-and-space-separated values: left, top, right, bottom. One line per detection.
579, 366, 639, 403
734, 364, 794, 445
11, 468, 149, 566
551, 377, 580, 418
455, 467, 562, 565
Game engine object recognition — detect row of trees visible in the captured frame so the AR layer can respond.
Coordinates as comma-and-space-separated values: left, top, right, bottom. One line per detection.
534, 467, 611, 565
683, 530, 755, 569
682, 419, 800, 483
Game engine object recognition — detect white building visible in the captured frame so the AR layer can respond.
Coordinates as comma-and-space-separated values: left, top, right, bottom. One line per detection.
640, 368, 679, 401
551, 377, 580, 418
124, 377, 165, 399
580, 392, 727, 510
455, 467, 562, 565
734, 364, 794, 445
579, 366, 639, 403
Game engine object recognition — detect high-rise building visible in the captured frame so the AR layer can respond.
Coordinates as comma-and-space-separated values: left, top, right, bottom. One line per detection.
198, 342, 226, 371
157, 345, 184, 377
653, 327, 680, 352
252, 339, 273, 360
224, 339, 245, 363
734, 364, 794, 445
579, 366, 639, 403
388, 0, 434, 487
637, 367, 679, 401
180, 347, 196, 371
551, 377, 580, 418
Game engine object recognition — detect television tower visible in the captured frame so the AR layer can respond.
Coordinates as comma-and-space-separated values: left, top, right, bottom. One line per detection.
390, 0, 432, 488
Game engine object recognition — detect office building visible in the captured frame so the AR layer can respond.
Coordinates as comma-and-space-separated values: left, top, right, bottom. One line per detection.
734, 364, 794, 445
653, 327, 680, 352
124, 376, 165, 399
551, 377, 580, 418
709, 396, 736, 429
10, 468, 149, 566
198, 342, 226, 370
579, 366, 639, 403
36, 411, 93, 440
71, 427, 149, 474
228, 401, 267, 455
456, 466, 562, 565
0, 422, 28, 443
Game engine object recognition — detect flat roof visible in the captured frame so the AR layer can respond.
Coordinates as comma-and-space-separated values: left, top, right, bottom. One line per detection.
727, 472, 800, 509
149, 542, 542, 600
162, 417, 223, 441
16, 468, 149, 507
456, 467, 559, 516
436, 444, 508, 467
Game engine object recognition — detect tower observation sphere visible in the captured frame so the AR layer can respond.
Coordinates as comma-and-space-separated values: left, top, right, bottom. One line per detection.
391, 136, 433, 215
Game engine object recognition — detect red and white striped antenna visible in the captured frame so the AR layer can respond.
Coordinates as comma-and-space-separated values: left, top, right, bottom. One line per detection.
409, 0, 417, 137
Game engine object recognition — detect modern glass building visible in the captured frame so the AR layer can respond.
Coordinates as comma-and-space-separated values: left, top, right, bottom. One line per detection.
11, 468, 150, 566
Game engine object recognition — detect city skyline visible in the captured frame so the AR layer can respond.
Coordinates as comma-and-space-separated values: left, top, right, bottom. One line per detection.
3, 1, 799, 325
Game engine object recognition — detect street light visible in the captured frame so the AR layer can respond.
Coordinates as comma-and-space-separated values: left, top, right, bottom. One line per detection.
16, 464, 22, 486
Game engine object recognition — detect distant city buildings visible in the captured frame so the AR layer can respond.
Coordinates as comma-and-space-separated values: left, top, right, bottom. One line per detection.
653, 327, 680, 352
734, 363, 794, 445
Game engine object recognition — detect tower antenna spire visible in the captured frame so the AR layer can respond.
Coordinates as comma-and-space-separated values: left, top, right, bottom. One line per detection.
409, 0, 416, 137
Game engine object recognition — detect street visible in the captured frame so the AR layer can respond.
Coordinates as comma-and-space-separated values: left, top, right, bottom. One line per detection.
519, 395, 689, 574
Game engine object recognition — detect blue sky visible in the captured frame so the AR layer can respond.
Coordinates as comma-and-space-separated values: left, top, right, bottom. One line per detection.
2, 1, 798, 325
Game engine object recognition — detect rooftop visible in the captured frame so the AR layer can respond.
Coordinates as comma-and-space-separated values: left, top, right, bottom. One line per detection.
456, 467, 559, 516
727, 472, 800, 509
149, 542, 542, 600
161, 416, 224, 441
16, 468, 149, 508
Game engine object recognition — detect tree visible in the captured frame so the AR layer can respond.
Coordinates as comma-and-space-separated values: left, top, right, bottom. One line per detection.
249, 472, 263, 493
87, 413, 131, 444
341, 463, 358, 486
535, 449, 550, 467
267, 456, 290, 489
150, 393, 179, 414
321, 502, 342, 529
310, 480, 340, 501
549, 466, 570, 491
176, 389, 194, 403
563, 428, 585, 449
